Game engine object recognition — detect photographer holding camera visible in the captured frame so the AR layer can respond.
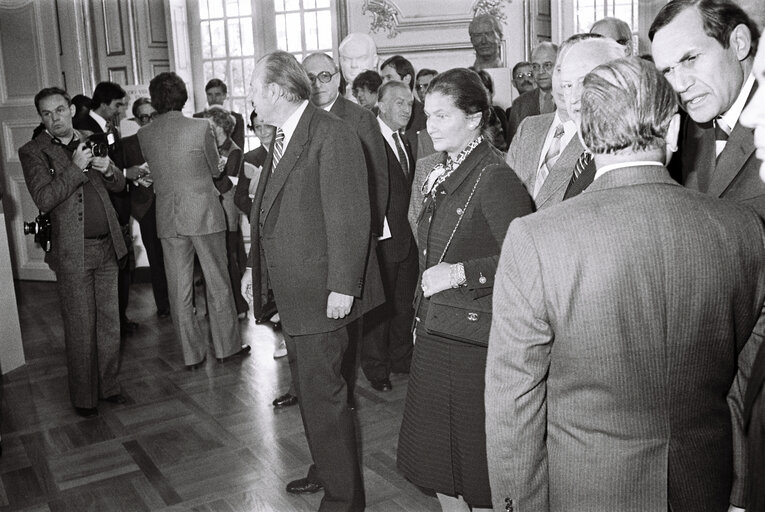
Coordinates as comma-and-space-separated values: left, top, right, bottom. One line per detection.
18, 87, 128, 418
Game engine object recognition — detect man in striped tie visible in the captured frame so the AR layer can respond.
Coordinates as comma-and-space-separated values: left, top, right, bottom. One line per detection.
650, 0, 764, 220
243, 51, 384, 511
558, 36, 625, 199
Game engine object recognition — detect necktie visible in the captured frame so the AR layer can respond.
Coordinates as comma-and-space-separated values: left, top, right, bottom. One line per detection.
714, 118, 730, 158
533, 124, 565, 198
541, 91, 555, 114
572, 151, 593, 182
271, 128, 285, 174
392, 132, 409, 178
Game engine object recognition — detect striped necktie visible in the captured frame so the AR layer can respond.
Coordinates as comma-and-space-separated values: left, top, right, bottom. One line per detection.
392, 132, 409, 178
572, 151, 593, 182
714, 118, 730, 158
271, 128, 285, 174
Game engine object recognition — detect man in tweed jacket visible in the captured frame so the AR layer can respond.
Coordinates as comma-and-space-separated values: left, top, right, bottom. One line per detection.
486, 58, 765, 512
19, 87, 127, 418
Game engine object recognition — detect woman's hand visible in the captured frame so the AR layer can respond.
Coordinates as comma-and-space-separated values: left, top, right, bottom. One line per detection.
421, 262, 455, 298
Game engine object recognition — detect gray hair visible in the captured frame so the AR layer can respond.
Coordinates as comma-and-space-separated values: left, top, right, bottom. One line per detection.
469, 13, 503, 38
257, 51, 311, 103
580, 56, 678, 154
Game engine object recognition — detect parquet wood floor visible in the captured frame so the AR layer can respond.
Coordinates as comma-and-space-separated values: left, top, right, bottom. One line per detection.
0, 280, 440, 511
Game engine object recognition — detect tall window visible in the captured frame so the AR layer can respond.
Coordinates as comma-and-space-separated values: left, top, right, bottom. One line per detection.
195, 0, 337, 149
574, 0, 639, 36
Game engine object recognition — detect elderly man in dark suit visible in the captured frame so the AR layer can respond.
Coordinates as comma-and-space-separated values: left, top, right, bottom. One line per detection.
243, 51, 383, 511
740, 36, 765, 512
380, 55, 427, 162
486, 57, 765, 512
138, 72, 248, 370
651, 0, 763, 219
19, 87, 128, 418
506, 42, 558, 142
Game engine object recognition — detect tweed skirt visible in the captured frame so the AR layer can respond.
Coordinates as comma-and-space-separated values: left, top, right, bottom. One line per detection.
396, 327, 492, 507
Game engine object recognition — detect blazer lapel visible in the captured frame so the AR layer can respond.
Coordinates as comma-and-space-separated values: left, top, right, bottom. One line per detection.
708, 121, 756, 197
536, 134, 582, 206
522, 116, 552, 187
260, 105, 313, 220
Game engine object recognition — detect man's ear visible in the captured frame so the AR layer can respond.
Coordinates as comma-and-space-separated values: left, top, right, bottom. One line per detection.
69, 104, 77, 118
665, 112, 681, 166
402, 74, 412, 89
730, 23, 753, 62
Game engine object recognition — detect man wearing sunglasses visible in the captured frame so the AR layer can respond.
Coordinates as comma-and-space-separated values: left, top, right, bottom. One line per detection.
507, 42, 558, 143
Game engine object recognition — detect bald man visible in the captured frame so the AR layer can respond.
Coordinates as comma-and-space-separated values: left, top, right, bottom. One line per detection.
590, 17, 634, 56
507, 42, 558, 142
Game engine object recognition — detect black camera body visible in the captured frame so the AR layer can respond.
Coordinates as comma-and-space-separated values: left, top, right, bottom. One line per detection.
23, 212, 52, 253
86, 133, 110, 158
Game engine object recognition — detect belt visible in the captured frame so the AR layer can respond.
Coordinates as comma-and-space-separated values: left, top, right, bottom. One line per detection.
85, 233, 110, 240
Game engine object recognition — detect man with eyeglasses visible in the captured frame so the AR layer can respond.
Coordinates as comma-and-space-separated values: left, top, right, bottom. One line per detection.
511, 61, 536, 95
590, 17, 634, 56
120, 97, 170, 320
507, 42, 559, 143
19, 87, 128, 418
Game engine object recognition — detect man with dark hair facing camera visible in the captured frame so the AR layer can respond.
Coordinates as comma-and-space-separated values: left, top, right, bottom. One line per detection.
19, 87, 128, 419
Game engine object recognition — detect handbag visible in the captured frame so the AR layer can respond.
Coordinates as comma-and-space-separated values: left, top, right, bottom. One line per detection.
421, 164, 492, 347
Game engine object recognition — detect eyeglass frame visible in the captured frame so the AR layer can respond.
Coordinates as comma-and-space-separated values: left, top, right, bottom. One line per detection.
531, 61, 555, 73
307, 70, 339, 84
137, 113, 155, 123
513, 71, 534, 80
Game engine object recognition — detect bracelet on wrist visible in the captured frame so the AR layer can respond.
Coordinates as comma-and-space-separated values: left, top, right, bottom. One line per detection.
450, 262, 467, 288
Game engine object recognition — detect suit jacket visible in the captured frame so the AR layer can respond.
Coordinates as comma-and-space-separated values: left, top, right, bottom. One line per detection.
119, 134, 154, 222
562, 156, 597, 200
403, 97, 426, 163
18, 130, 128, 273
486, 165, 765, 512
330, 95, 389, 236
506, 113, 583, 210
507, 88, 550, 144
248, 103, 384, 336
745, 340, 765, 511
677, 86, 765, 219
193, 110, 245, 150
416, 141, 533, 327
379, 141, 414, 263
235, 145, 268, 217
74, 113, 131, 224
137, 111, 225, 239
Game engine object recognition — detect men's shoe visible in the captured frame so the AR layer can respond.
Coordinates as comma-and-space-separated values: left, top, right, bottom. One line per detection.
104, 394, 127, 404
74, 407, 99, 418
272, 393, 298, 408
216, 345, 251, 363
286, 477, 323, 494
370, 378, 392, 392
255, 301, 278, 324
186, 357, 206, 371
273, 339, 287, 359
157, 308, 171, 319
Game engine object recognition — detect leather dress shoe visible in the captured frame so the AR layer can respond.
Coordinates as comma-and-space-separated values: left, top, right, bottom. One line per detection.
272, 393, 298, 408
370, 378, 392, 392
255, 300, 278, 324
216, 345, 251, 363
75, 407, 99, 418
286, 477, 323, 494
186, 357, 206, 371
104, 394, 127, 404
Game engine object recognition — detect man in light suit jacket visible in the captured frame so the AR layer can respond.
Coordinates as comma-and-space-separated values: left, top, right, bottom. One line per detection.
506, 42, 558, 143
651, 0, 764, 219
20, 87, 128, 418
243, 51, 384, 511
138, 72, 248, 369
486, 57, 765, 512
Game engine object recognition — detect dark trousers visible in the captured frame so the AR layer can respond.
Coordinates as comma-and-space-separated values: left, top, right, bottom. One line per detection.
137, 201, 169, 312
361, 241, 418, 381
226, 229, 248, 314
56, 238, 121, 408
284, 327, 365, 512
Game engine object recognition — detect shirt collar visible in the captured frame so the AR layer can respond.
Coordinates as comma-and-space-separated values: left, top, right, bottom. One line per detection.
89, 110, 109, 132
719, 73, 755, 132
594, 160, 664, 181
280, 100, 309, 149
321, 96, 338, 112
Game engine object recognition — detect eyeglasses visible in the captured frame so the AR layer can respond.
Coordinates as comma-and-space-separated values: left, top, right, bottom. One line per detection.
307, 71, 339, 84
514, 72, 533, 80
532, 62, 555, 72
137, 113, 155, 123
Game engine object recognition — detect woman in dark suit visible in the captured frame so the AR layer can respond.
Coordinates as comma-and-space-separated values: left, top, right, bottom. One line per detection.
397, 68, 534, 511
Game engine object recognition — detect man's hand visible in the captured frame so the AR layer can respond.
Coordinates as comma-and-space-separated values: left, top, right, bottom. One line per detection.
72, 142, 92, 170
241, 268, 253, 304
90, 156, 112, 177
327, 292, 353, 319
125, 165, 147, 181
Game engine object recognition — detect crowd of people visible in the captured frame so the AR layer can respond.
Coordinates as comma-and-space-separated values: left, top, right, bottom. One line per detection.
14, 0, 765, 510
